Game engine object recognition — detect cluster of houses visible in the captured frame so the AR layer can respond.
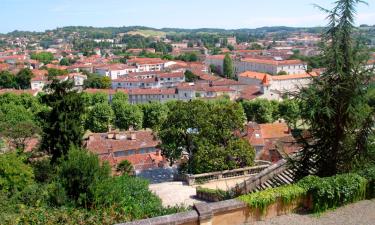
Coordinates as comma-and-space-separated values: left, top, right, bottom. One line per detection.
1, 33, 374, 175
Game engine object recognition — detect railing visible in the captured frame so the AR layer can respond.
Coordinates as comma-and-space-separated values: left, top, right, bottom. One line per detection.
174, 161, 271, 185
231, 159, 289, 195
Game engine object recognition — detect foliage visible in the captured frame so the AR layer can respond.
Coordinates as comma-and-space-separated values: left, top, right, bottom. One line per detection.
86, 103, 114, 133
15, 68, 33, 89
241, 99, 279, 123
112, 91, 129, 103
278, 99, 300, 128
196, 187, 232, 201
39, 79, 85, 163
57, 147, 111, 207
0, 152, 35, 194
223, 53, 234, 79
116, 160, 134, 176
175, 52, 198, 62
47, 68, 69, 77
140, 101, 169, 131
83, 73, 111, 89
31, 52, 54, 64
112, 101, 143, 130
184, 70, 199, 82
356, 166, 375, 198
0, 70, 16, 88
291, 0, 375, 178
0, 103, 40, 151
160, 100, 252, 174
297, 173, 368, 213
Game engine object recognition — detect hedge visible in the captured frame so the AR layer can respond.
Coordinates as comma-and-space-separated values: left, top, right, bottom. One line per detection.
238, 173, 369, 215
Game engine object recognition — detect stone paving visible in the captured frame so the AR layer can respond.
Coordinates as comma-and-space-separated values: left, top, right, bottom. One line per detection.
149, 181, 205, 207
148, 176, 250, 207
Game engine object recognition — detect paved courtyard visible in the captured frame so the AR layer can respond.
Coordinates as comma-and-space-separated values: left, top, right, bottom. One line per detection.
149, 181, 205, 207
148, 176, 250, 207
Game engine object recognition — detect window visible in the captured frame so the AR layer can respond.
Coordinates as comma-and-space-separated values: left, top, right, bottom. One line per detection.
114, 151, 126, 157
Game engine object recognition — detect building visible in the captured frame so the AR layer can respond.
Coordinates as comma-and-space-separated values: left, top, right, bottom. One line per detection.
236, 58, 307, 75
242, 122, 299, 163
127, 58, 166, 73
204, 55, 226, 74
95, 64, 137, 80
84, 129, 164, 171
111, 72, 185, 89
238, 71, 318, 100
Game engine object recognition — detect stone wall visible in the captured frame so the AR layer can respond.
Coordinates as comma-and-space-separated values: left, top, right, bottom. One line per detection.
118, 197, 311, 225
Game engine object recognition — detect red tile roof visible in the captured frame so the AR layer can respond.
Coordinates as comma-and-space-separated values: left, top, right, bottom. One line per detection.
241, 58, 305, 66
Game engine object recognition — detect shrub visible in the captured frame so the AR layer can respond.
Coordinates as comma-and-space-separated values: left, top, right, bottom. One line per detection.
92, 175, 165, 220
0, 152, 35, 194
196, 187, 232, 202
357, 166, 375, 198
57, 147, 111, 207
297, 173, 368, 213
238, 184, 305, 215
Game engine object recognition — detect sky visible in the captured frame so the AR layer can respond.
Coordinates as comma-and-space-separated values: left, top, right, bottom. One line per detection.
1, 0, 375, 33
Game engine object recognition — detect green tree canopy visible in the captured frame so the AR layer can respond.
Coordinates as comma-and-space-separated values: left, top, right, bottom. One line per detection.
223, 53, 234, 79
15, 68, 33, 89
140, 102, 169, 131
39, 79, 85, 163
112, 101, 143, 130
31, 52, 54, 64
0, 71, 16, 89
86, 103, 114, 133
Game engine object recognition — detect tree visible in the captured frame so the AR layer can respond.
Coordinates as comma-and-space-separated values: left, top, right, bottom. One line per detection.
83, 73, 111, 89
140, 102, 169, 131
223, 53, 234, 79
112, 91, 129, 103
292, 0, 375, 178
184, 70, 199, 82
116, 160, 134, 176
59, 58, 71, 66
227, 45, 234, 51
57, 147, 110, 207
159, 100, 251, 173
15, 68, 33, 89
241, 99, 279, 123
39, 79, 85, 163
112, 101, 143, 130
86, 103, 114, 133
47, 68, 68, 77
0, 103, 40, 151
31, 52, 54, 64
0, 71, 16, 89
279, 99, 300, 129
0, 152, 34, 194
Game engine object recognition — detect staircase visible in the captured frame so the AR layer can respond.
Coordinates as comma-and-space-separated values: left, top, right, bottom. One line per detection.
231, 159, 297, 195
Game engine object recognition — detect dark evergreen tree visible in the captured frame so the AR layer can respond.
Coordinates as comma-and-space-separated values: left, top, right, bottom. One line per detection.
39, 79, 85, 163
291, 0, 374, 178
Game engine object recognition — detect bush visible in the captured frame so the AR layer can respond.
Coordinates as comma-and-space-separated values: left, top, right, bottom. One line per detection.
92, 175, 165, 220
297, 173, 368, 213
238, 184, 305, 215
0, 152, 35, 194
31, 158, 56, 183
57, 147, 111, 207
357, 166, 375, 198
196, 187, 232, 202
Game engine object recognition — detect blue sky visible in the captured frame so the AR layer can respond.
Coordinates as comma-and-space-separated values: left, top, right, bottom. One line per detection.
1, 0, 375, 33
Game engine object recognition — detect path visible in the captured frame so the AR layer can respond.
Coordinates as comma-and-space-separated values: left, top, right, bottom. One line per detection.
149, 181, 205, 207
253, 199, 375, 225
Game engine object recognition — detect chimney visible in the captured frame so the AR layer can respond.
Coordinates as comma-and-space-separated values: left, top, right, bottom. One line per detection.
130, 133, 136, 140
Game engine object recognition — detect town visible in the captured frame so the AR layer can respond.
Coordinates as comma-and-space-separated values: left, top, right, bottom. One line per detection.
0, 0, 375, 225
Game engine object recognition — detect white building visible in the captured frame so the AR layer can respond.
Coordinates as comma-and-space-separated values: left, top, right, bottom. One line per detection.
95, 64, 137, 80
238, 71, 318, 100
235, 58, 307, 75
